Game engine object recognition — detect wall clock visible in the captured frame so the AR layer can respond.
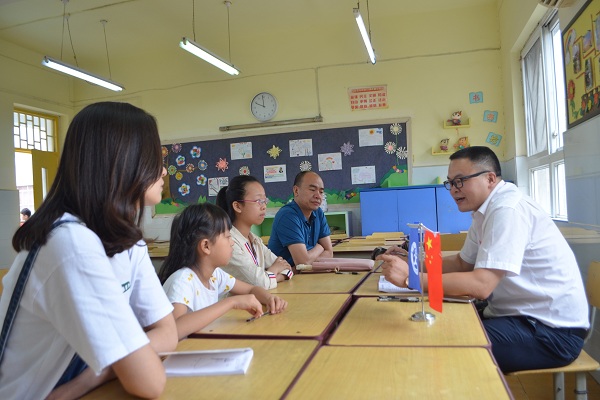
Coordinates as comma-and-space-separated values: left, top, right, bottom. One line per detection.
250, 92, 278, 122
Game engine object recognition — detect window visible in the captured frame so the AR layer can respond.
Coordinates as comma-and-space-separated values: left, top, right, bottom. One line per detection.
13, 109, 58, 213
521, 11, 567, 219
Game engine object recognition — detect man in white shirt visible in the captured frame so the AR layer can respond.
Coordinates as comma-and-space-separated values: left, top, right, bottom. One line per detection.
380, 146, 589, 373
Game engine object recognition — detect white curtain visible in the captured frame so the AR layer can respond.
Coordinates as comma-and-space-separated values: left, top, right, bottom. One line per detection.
522, 38, 548, 156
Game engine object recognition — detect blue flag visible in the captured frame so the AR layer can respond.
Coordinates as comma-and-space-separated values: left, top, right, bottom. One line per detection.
408, 227, 422, 292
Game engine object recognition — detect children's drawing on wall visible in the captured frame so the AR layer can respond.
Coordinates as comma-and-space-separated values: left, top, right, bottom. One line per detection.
486, 132, 502, 147
358, 127, 384, 147
208, 177, 228, 197
318, 153, 342, 171
573, 38, 582, 75
483, 110, 498, 123
585, 57, 594, 92
351, 166, 376, 185
469, 91, 483, 104
583, 30, 594, 56
289, 139, 313, 157
264, 164, 287, 183
230, 142, 252, 160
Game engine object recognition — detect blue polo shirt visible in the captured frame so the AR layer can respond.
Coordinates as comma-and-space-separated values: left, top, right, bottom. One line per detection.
268, 200, 331, 266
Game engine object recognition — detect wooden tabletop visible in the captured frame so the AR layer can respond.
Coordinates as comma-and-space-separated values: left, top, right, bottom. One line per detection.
353, 272, 419, 297
285, 346, 511, 399
328, 297, 489, 347
83, 338, 319, 400
192, 293, 351, 341
270, 271, 369, 294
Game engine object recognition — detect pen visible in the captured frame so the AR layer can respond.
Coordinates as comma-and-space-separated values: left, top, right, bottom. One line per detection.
377, 296, 420, 302
246, 311, 271, 322
335, 271, 359, 275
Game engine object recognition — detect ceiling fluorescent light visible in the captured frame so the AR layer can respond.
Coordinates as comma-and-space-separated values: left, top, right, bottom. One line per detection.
42, 56, 124, 91
180, 37, 240, 76
353, 8, 376, 64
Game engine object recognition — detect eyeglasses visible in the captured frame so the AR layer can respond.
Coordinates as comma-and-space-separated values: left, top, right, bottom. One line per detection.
443, 170, 490, 190
238, 198, 269, 206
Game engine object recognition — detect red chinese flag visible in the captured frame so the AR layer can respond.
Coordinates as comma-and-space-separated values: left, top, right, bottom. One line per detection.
425, 230, 443, 312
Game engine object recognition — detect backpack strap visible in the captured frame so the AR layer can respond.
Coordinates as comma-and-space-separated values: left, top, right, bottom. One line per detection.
0, 219, 79, 362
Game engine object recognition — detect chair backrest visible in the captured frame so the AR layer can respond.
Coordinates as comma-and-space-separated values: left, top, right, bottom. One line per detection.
587, 261, 600, 310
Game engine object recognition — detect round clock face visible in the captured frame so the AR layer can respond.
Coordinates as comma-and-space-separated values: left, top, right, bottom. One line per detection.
251, 92, 278, 121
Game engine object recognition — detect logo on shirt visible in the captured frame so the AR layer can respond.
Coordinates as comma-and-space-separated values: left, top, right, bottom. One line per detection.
121, 281, 131, 293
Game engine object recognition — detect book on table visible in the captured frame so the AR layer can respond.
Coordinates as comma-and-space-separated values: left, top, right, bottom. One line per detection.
160, 348, 253, 377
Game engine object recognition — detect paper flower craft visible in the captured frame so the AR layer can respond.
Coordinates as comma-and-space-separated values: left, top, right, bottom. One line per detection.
171, 143, 182, 153
384, 142, 397, 154
340, 142, 354, 156
178, 183, 190, 196
216, 158, 229, 172
396, 146, 408, 159
175, 172, 183, 181
197, 160, 208, 171
186, 163, 195, 173
239, 166, 251, 175
390, 123, 402, 135
299, 160, 312, 171
190, 146, 201, 158
167, 165, 177, 175
176, 155, 185, 166
267, 145, 282, 159
197, 175, 207, 186
161, 146, 169, 159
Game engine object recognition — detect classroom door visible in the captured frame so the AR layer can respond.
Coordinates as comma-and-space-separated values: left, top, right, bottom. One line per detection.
31, 150, 58, 210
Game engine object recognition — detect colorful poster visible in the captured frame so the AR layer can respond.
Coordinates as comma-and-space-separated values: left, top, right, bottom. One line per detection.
230, 142, 252, 160
347, 85, 388, 110
263, 164, 287, 183
318, 153, 342, 171
358, 127, 384, 147
351, 166, 376, 184
289, 139, 313, 157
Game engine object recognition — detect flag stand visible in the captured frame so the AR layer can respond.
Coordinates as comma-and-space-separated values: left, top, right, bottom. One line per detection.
407, 223, 436, 323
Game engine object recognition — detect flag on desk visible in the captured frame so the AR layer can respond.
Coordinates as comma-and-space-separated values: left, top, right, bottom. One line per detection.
408, 227, 422, 293
424, 230, 443, 312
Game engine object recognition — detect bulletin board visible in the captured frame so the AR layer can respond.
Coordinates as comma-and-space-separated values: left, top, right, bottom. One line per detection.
563, 0, 600, 128
157, 119, 410, 214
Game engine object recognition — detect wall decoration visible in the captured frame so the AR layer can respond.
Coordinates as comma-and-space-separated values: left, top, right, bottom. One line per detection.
230, 142, 252, 160
190, 146, 202, 158
340, 142, 354, 156
208, 177, 229, 197
178, 183, 191, 196
267, 145, 282, 159
239, 166, 250, 175
384, 142, 397, 154
351, 166, 376, 185
469, 91, 483, 104
563, 0, 600, 128
454, 136, 470, 150
215, 158, 229, 172
158, 120, 409, 213
439, 138, 450, 152
264, 164, 287, 183
486, 132, 502, 147
483, 110, 498, 123
390, 123, 402, 135
289, 139, 313, 157
318, 153, 342, 171
396, 146, 408, 159
358, 127, 384, 147
348, 85, 388, 110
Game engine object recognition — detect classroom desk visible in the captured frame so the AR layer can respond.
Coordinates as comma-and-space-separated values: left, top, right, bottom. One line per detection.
83, 338, 319, 400
328, 297, 489, 347
192, 293, 351, 341
285, 346, 511, 400
270, 271, 369, 294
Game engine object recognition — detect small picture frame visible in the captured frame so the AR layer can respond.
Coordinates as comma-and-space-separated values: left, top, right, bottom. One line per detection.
573, 38, 583, 75
585, 57, 594, 92
594, 54, 600, 87
583, 30, 594, 57
594, 13, 600, 52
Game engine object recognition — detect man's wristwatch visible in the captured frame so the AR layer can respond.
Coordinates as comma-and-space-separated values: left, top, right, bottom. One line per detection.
404, 276, 411, 289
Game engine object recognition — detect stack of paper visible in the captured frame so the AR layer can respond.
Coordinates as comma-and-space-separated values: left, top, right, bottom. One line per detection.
378, 275, 419, 293
161, 348, 254, 377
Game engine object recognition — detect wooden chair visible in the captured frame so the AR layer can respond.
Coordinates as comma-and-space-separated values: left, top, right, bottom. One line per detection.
507, 261, 600, 400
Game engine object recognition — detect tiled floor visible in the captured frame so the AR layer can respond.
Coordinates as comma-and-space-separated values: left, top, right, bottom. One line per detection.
506, 372, 600, 400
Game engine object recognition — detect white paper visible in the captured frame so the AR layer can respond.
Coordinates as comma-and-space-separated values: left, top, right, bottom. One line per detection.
358, 127, 384, 147
378, 275, 419, 293
230, 142, 253, 160
351, 166, 376, 184
161, 348, 253, 377
289, 139, 313, 157
264, 164, 287, 183
318, 152, 342, 171
208, 177, 229, 197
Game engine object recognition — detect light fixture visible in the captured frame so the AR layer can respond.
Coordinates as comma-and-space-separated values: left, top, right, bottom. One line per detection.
41, 2, 124, 91
180, 0, 240, 75
353, 3, 376, 64
42, 56, 124, 92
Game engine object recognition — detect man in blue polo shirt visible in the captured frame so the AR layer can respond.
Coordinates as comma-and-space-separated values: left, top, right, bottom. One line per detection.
268, 171, 333, 266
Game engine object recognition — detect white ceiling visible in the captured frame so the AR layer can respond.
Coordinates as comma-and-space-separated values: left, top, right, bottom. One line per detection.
0, 0, 499, 82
